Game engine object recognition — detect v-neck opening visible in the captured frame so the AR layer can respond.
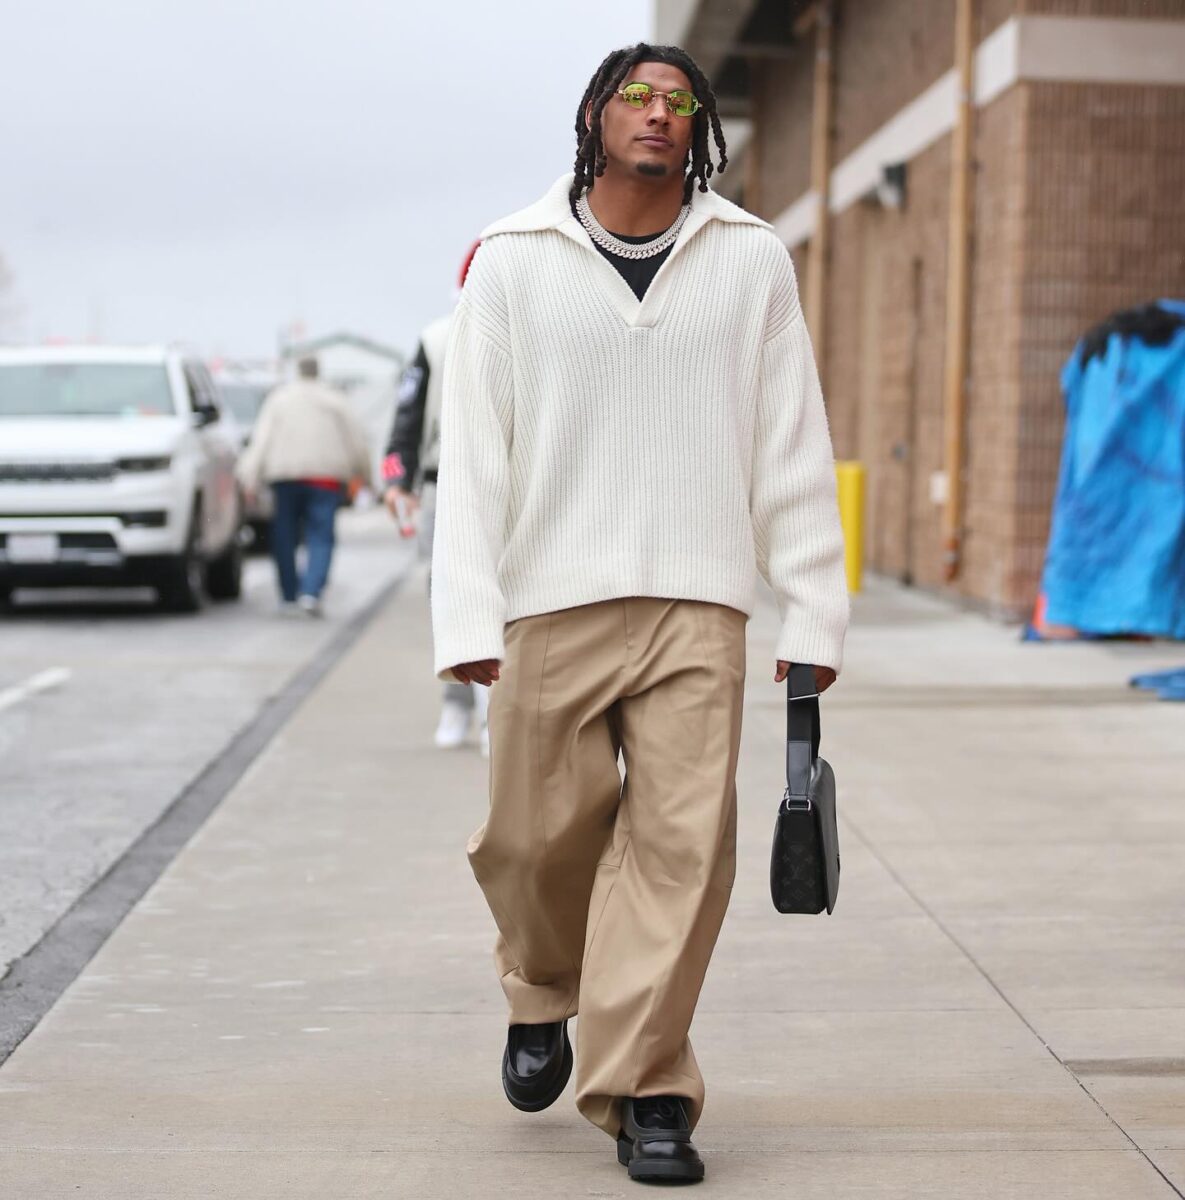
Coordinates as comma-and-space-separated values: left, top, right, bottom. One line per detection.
558, 210, 712, 329
588, 232, 673, 303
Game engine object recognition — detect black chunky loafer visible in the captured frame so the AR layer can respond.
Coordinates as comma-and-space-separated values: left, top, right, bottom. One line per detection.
616, 1095, 704, 1184
501, 1019, 572, 1112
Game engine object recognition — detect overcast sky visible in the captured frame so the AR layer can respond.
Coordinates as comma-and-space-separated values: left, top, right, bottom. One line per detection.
0, 0, 652, 360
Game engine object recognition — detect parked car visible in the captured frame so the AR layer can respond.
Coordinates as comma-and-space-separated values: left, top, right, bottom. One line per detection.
210, 361, 278, 549
0, 345, 243, 611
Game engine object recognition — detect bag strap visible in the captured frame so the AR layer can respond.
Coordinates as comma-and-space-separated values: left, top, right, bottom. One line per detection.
785, 664, 821, 802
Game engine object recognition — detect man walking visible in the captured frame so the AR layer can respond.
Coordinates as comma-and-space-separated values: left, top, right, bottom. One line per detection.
432, 43, 848, 1184
237, 357, 373, 616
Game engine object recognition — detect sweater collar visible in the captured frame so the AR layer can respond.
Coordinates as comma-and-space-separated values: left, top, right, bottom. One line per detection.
480, 174, 770, 331
480, 173, 770, 240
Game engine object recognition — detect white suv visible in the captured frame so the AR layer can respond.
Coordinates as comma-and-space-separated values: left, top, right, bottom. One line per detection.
0, 346, 243, 611
210, 360, 278, 547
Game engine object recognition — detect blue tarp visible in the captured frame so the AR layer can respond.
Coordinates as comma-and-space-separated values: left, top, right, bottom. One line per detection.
1040, 300, 1185, 639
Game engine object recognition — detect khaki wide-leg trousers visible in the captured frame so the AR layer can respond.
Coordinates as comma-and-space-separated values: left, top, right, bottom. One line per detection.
467, 597, 747, 1137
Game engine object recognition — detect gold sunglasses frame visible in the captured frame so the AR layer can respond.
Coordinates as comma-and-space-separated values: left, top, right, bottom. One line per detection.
615, 84, 701, 117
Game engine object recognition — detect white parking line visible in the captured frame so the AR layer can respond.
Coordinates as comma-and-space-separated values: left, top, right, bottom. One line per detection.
0, 667, 72, 715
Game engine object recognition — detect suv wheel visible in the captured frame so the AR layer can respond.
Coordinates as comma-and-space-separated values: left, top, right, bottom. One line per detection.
157, 517, 206, 613
206, 531, 243, 600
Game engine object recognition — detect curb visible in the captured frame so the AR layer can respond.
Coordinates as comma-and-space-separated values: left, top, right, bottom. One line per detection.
0, 567, 410, 1065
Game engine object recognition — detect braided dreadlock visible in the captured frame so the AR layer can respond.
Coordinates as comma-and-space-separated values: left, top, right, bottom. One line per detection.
571, 43, 728, 208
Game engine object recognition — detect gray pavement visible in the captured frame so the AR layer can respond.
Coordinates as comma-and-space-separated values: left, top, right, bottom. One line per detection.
0, 507, 414, 977
1, 571, 1183, 1198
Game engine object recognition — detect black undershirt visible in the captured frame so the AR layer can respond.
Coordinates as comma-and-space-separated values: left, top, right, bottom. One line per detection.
591, 231, 674, 301
573, 200, 675, 300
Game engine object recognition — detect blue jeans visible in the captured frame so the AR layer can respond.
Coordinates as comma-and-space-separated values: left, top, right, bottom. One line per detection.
270, 481, 341, 602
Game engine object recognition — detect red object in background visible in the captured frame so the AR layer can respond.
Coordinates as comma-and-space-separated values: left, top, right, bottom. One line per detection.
1028, 592, 1081, 640
458, 241, 481, 289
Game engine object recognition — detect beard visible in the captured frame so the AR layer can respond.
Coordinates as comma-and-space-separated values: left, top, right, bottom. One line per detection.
636, 160, 669, 177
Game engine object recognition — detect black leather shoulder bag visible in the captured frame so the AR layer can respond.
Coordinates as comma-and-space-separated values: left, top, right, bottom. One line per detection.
770, 663, 840, 915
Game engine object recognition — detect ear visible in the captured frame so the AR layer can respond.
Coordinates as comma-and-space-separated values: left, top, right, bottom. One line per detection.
584, 99, 593, 128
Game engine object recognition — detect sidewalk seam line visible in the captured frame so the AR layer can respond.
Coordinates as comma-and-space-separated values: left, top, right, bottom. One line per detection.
835, 801, 1185, 1199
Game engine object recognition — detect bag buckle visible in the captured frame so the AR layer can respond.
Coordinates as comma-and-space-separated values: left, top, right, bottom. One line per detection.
782, 787, 812, 813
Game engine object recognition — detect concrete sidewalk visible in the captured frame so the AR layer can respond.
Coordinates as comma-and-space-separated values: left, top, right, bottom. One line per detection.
2, 570, 1183, 1198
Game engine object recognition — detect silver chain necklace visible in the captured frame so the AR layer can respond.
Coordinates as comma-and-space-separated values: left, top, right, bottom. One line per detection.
575, 192, 690, 260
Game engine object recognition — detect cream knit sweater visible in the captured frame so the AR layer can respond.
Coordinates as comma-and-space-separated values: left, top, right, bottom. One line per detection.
431, 174, 849, 681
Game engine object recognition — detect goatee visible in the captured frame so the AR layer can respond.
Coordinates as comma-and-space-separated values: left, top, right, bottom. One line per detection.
636, 161, 669, 177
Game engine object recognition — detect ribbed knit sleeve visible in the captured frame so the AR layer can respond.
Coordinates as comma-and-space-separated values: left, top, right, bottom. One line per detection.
750, 256, 850, 672
430, 278, 514, 682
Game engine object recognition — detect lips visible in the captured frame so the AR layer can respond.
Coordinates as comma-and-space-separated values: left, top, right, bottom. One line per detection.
637, 135, 674, 150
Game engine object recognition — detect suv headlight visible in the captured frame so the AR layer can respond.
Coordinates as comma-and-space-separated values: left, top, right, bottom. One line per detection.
117, 456, 173, 473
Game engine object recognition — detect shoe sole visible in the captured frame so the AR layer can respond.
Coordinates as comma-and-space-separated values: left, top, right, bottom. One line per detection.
501, 1026, 573, 1113
617, 1134, 705, 1183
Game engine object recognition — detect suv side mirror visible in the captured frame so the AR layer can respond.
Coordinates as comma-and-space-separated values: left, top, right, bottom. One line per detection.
192, 406, 219, 428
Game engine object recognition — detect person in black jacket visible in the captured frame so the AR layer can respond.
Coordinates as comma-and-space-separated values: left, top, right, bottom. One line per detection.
384, 248, 485, 750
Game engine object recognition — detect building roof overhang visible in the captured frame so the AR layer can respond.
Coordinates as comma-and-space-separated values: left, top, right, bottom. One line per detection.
676, 0, 818, 119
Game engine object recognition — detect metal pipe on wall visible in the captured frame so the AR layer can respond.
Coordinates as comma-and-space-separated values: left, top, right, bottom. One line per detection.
941, 0, 976, 582
743, 58, 764, 215
803, 1, 834, 375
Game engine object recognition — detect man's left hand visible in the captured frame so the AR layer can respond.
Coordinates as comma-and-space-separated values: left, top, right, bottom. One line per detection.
775, 661, 836, 693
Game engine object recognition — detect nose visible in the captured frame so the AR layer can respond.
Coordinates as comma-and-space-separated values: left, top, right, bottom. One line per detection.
645, 100, 671, 129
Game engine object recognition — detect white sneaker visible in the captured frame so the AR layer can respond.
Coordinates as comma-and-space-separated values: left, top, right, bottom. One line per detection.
434, 700, 472, 749
278, 600, 301, 618
298, 594, 323, 617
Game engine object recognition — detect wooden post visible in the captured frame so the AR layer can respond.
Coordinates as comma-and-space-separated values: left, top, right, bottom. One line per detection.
804, 1, 834, 376
942, 0, 976, 582
743, 61, 764, 215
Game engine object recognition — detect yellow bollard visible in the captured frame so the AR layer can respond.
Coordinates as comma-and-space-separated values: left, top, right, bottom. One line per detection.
835, 461, 865, 593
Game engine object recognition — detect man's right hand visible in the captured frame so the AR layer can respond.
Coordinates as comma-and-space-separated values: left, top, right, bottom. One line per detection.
451, 660, 501, 687
383, 487, 420, 520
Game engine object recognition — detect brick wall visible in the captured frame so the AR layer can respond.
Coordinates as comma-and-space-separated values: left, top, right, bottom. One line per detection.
982, 0, 1023, 33
964, 87, 1027, 613
814, 134, 953, 591
1010, 79, 1185, 608
748, 39, 815, 216
832, 0, 956, 162
821, 204, 862, 461
873, 137, 952, 592
751, 0, 1021, 222
744, 0, 1185, 617
814, 127, 1025, 602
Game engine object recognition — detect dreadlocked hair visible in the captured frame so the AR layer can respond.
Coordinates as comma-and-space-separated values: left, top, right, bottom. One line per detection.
571, 43, 728, 208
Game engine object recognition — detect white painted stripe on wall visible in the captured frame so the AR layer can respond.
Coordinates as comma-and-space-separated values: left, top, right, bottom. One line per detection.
829, 72, 958, 214
772, 13, 1185, 248
974, 16, 1021, 107
1019, 16, 1185, 87
772, 191, 820, 249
